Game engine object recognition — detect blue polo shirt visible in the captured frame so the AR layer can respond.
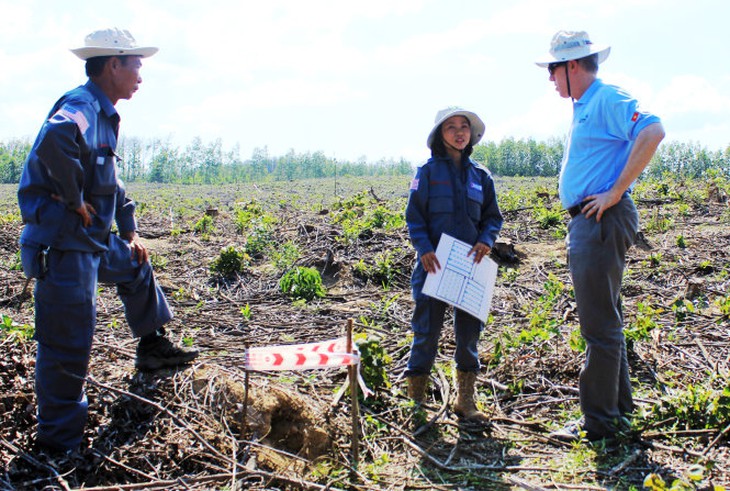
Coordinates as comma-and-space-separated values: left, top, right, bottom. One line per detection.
558, 79, 661, 209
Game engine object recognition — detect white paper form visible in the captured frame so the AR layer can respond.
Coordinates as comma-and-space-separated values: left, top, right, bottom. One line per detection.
422, 233, 498, 322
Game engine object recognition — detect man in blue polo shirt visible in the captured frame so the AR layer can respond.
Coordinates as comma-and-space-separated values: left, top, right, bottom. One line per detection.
535, 31, 665, 443
18, 28, 199, 453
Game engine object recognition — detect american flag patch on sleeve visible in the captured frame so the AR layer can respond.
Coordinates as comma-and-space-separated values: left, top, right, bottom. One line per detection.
410, 178, 419, 191
49, 105, 90, 135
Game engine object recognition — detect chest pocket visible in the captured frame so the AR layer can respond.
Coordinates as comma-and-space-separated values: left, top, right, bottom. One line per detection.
466, 182, 484, 221
90, 154, 118, 196
427, 182, 453, 216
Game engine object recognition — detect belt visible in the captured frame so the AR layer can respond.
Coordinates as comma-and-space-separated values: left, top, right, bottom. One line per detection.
567, 202, 585, 218
567, 191, 631, 219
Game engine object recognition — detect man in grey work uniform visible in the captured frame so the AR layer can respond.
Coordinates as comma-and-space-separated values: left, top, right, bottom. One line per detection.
18, 28, 199, 453
535, 31, 665, 442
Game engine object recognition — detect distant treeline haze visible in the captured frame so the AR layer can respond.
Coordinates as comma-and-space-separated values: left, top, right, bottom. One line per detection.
0, 136, 728, 184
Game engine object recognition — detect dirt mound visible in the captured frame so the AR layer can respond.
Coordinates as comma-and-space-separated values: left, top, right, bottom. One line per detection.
191, 366, 331, 473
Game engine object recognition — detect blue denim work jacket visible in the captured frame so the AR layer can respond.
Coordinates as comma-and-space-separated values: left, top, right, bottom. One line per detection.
18, 80, 136, 251
406, 156, 503, 258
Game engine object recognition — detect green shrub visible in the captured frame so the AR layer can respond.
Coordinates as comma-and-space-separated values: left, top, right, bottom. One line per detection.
244, 225, 273, 257
210, 246, 248, 276
271, 241, 301, 271
234, 200, 276, 233
647, 378, 730, 431
193, 214, 215, 236
533, 204, 563, 229
355, 333, 392, 394
279, 266, 326, 301
1, 314, 33, 341
353, 249, 402, 288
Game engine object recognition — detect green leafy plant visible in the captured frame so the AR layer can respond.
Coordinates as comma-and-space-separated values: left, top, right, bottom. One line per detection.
676, 234, 687, 248
279, 266, 326, 301
648, 376, 730, 431
671, 297, 696, 322
533, 203, 563, 229
1, 314, 34, 341
193, 214, 215, 237
355, 332, 392, 394
149, 252, 168, 271
644, 464, 726, 491
234, 200, 276, 234
519, 274, 565, 344
645, 210, 674, 233
240, 304, 252, 320
270, 240, 300, 271
697, 260, 714, 275
353, 249, 402, 288
716, 294, 730, 319
501, 267, 519, 284
568, 326, 586, 352
244, 225, 273, 258
649, 252, 663, 267
626, 301, 663, 343
6, 250, 22, 271
330, 191, 405, 243
210, 245, 249, 277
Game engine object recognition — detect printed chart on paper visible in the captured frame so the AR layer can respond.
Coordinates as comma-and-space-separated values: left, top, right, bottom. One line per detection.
422, 233, 498, 322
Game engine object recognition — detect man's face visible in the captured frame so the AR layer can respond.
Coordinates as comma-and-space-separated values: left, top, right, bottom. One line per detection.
112, 56, 143, 101
548, 61, 570, 99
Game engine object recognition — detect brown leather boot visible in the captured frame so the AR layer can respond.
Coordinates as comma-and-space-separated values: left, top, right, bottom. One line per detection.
453, 370, 490, 425
406, 374, 429, 404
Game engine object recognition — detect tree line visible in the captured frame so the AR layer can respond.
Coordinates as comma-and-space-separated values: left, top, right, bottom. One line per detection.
0, 136, 728, 184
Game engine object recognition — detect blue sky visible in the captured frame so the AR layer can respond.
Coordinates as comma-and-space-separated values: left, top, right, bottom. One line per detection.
1, 0, 729, 163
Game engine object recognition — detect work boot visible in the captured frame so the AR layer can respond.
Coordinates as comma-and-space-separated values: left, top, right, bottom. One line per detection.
406, 374, 429, 431
406, 374, 429, 404
453, 370, 490, 426
135, 330, 199, 371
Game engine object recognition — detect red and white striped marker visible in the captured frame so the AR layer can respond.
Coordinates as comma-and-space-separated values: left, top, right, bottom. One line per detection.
244, 337, 359, 371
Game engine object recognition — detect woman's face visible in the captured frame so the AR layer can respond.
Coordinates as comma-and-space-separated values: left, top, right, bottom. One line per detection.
440, 116, 471, 152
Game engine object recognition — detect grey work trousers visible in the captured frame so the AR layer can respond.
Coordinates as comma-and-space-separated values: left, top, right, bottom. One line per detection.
566, 195, 638, 436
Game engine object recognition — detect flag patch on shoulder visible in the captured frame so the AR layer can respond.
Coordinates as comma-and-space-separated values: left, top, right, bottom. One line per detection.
49, 105, 89, 135
631, 111, 639, 122
469, 182, 483, 192
410, 178, 419, 190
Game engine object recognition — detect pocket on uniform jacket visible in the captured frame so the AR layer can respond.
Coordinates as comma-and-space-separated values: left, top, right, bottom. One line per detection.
429, 196, 453, 214
91, 155, 118, 195
466, 199, 482, 221
20, 245, 45, 279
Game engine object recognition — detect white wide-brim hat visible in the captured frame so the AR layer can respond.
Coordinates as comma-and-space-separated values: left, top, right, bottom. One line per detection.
71, 28, 158, 60
535, 30, 610, 67
427, 107, 485, 149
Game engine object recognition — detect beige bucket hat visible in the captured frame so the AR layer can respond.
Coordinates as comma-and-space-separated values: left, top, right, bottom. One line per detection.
427, 107, 485, 149
71, 28, 158, 60
535, 30, 610, 67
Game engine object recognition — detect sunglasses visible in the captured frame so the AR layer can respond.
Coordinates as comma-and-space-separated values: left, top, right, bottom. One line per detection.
548, 62, 567, 75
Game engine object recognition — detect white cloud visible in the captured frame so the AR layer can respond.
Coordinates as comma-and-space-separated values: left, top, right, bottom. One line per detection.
653, 75, 730, 116
2, 0, 729, 160
488, 86, 571, 143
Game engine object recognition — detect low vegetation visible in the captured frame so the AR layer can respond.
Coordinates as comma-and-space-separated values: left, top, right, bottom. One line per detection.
0, 172, 728, 490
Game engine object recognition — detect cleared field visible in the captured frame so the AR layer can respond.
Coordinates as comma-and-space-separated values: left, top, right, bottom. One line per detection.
1, 175, 728, 490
